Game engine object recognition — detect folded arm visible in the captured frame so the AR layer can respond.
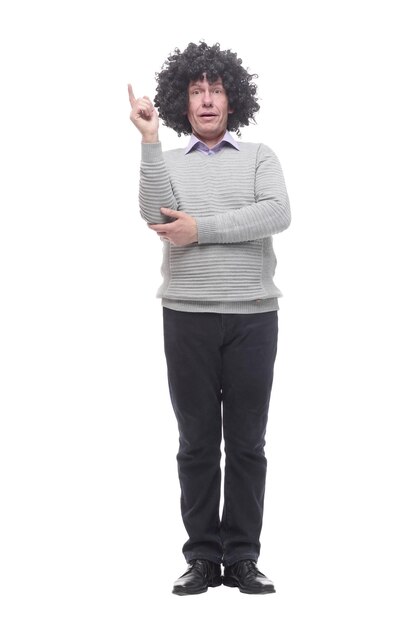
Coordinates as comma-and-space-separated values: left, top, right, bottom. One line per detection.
195, 143, 291, 244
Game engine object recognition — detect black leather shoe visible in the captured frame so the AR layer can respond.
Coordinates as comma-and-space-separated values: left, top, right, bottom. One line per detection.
223, 559, 276, 594
172, 559, 222, 595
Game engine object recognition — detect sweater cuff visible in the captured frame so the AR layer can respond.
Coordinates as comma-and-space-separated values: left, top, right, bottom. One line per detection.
141, 141, 163, 163
196, 215, 219, 245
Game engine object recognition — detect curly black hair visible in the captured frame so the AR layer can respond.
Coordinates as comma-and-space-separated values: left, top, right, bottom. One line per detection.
153, 41, 260, 138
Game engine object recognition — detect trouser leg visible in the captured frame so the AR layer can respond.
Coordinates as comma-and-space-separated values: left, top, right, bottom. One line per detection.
220, 311, 278, 566
162, 307, 223, 564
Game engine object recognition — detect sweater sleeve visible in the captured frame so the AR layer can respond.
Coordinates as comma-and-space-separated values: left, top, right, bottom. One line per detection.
195, 143, 291, 244
139, 142, 178, 224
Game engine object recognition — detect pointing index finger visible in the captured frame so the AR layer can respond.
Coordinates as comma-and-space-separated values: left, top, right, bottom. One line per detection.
127, 83, 136, 107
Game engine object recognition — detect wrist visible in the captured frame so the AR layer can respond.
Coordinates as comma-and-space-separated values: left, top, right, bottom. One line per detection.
193, 218, 199, 244
141, 134, 159, 143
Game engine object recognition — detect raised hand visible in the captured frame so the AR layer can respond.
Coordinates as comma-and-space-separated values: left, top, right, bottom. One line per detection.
128, 83, 159, 141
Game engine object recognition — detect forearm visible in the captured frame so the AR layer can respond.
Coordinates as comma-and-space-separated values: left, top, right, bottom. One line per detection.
139, 142, 178, 223
195, 197, 291, 244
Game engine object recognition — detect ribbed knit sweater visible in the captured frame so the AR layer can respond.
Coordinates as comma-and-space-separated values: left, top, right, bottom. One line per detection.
139, 140, 291, 314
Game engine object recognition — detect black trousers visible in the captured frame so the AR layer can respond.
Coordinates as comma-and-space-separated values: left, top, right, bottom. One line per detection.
162, 306, 278, 567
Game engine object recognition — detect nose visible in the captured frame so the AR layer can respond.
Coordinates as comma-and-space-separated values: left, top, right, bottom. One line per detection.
202, 89, 213, 106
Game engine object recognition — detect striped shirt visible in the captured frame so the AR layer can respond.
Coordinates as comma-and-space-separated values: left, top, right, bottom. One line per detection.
139, 133, 291, 314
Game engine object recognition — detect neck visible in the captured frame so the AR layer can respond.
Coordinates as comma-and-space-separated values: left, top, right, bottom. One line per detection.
193, 130, 226, 149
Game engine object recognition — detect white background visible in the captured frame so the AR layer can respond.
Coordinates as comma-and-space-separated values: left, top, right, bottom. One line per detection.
1, 0, 416, 624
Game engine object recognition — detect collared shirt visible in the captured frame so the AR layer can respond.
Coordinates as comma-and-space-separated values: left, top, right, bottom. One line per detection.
184, 130, 240, 156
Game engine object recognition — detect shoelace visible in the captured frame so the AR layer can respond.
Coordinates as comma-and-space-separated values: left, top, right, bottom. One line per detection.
235, 559, 265, 580
188, 559, 211, 576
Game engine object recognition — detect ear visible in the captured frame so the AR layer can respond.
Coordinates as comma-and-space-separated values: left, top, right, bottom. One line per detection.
228, 107, 235, 114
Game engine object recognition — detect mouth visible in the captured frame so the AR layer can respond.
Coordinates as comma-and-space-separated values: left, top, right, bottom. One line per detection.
199, 113, 217, 118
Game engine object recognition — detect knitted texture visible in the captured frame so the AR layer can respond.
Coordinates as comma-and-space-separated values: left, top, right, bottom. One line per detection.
139, 141, 291, 313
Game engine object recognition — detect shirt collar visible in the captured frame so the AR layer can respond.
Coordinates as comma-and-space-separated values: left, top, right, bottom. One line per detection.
184, 130, 240, 154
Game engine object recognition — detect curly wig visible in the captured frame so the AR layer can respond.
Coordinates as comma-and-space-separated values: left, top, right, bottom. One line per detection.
153, 41, 260, 137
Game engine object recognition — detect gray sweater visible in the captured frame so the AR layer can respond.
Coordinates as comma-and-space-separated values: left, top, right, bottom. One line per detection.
139, 140, 291, 314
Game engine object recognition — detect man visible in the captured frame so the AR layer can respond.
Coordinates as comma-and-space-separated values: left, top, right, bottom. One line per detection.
128, 41, 291, 595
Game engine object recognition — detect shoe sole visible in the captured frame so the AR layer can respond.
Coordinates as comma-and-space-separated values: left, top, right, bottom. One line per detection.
222, 578, 276, 594
172, 580, 222, 595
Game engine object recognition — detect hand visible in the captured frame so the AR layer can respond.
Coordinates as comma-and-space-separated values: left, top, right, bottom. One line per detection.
127, 83, 159, 140
148, 208, 198, 246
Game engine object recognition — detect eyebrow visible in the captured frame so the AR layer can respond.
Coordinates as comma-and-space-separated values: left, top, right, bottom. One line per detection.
189, 81, 223, 88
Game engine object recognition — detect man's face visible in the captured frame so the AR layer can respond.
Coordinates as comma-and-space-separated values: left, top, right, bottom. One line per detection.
186, 73, 234, 146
